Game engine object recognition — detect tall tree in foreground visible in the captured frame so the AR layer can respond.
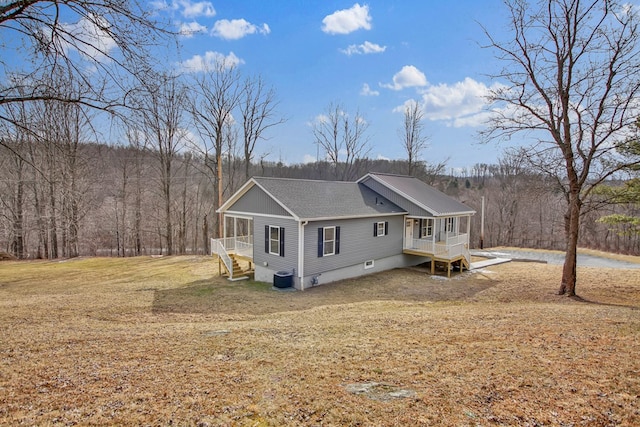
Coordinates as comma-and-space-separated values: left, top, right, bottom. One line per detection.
399, 100, 429, 176
482, 0, 640, 296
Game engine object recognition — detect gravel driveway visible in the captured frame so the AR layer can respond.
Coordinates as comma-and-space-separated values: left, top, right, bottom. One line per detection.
472, 248, 640, 269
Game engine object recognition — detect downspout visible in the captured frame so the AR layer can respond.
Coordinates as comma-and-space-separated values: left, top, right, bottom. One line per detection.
298, 220, 308, 290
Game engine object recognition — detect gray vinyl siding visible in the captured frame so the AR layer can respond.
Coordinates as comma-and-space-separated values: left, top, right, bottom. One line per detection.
303, 215, 404, 276
360, 177, 432, 218
228, 185, 292, 217
253, 216, 299, 274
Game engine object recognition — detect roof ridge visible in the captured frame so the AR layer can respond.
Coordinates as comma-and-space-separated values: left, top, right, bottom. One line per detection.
253, 176, 358, 184
367, 172, 412, 178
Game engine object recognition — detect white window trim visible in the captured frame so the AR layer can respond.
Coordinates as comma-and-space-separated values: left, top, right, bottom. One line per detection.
421, 219, 433, 238
323, 226, 336, 256
269, 225, 280, 256
376, 221, 386, 237
446, 217, 455, 233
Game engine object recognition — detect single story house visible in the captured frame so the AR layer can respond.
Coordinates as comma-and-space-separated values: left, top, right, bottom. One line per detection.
212, 172, 475, 289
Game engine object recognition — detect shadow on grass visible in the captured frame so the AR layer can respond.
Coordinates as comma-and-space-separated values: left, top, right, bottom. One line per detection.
569, 295, 639, 310
151, 267, 497, 316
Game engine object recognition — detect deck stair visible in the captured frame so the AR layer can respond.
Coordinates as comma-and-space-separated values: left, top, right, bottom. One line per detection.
229, 255, 246, 278
212, 237, 253, 281
220, 254, 251, 281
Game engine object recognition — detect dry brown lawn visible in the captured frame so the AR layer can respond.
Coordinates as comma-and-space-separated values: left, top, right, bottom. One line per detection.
0, 252, 639, 426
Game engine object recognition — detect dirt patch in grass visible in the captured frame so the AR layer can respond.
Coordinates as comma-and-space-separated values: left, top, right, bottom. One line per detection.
152, 265, 497, 316
1, 255, 639, 426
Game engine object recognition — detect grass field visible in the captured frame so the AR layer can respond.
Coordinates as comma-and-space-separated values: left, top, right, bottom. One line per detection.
1, 253, 639, 426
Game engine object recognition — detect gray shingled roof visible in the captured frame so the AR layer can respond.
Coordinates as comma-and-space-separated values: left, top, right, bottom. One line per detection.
363, 173, 475, 216
253, 177, 406, 220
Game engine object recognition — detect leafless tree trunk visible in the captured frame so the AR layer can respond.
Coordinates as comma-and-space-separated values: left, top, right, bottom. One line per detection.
240, 75, 284, 180
0, 144, 26, 258
482, 0, 640, 296
312, 101, 371, 181
189, 60, 242, 238
122, 127, 147, 256
137, 73, 187, 256
0, 102, 30, 259
178, 152, 192, 254
399, 100, 429, 176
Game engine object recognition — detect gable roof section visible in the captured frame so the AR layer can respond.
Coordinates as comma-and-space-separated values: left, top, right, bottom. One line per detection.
219, 176, 406, 221
358, 173, 475, 217
225, 183, 293, 217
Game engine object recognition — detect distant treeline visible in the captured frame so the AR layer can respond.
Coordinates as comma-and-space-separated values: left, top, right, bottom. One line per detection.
1, 142, 638, 258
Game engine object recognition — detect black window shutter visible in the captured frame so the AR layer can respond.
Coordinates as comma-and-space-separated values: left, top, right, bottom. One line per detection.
418, 219, 422, 238
265, 225, 269, 253
373, 222, 378, 237
335, 226, 340, 254
385, 221, 389, 236
317, 228, 323, 257
279, 227, 285, 257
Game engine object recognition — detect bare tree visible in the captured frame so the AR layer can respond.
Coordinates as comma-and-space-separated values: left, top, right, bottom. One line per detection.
240, 75, 285, 180
311, 101, 371, 181
482, 0, 640, 296
399, 100, 429, 176
137, 73, 187, 256
189, 60, 242, 237
0, 0, 172, 131
0, 100, 31, 258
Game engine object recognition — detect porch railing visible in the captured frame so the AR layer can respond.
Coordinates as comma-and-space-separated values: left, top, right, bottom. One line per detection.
211, 238, 234, 279
405, 233, 470, 264
211, 236, 253, 280
211, 236, 253, 258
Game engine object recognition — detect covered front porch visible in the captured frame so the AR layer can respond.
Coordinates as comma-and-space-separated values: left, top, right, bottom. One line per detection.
211, 215, 254, 280
403, 215, 472, 277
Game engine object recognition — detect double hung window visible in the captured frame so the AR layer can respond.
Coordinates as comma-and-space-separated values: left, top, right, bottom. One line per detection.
420, 219, 433, 238
265, 225, 285, 257
374, 221, 388, 237
318, 226, 340, 257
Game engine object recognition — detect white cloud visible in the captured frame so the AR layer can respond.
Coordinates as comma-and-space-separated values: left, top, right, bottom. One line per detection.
151, 0, 215, 18
181, 0, 216, 18
340, 41, 386, 56
179, 51, 244, 72
392, 98, 421, 114
377, 154, 390, 161
420, 77, 493, 123
312, 113, 330, 125
60, 14, 117, 62
381, 65, 428, 90
211, 19, 271, 40
322, 3, 372, 35
302, 154, 317, 164
392, 77, 499, 128
360, 83, 379, 96
179, 21, 207, 38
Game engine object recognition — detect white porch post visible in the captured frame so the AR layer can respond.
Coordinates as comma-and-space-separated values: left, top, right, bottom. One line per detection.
233, 216, 238, 248
432, 218, 437, 252
223, 214, 227, 240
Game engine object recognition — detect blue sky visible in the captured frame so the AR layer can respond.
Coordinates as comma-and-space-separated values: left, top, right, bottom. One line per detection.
155, 0, 514, 170
2, 1, 544, 169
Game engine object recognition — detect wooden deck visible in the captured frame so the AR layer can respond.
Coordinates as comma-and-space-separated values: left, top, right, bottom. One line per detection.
403, 248, 471, 278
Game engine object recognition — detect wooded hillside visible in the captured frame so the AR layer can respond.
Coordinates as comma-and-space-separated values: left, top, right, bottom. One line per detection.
1, 142, 638, 258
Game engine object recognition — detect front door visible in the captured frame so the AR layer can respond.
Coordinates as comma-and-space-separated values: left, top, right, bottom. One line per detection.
405, 219, 413, 248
